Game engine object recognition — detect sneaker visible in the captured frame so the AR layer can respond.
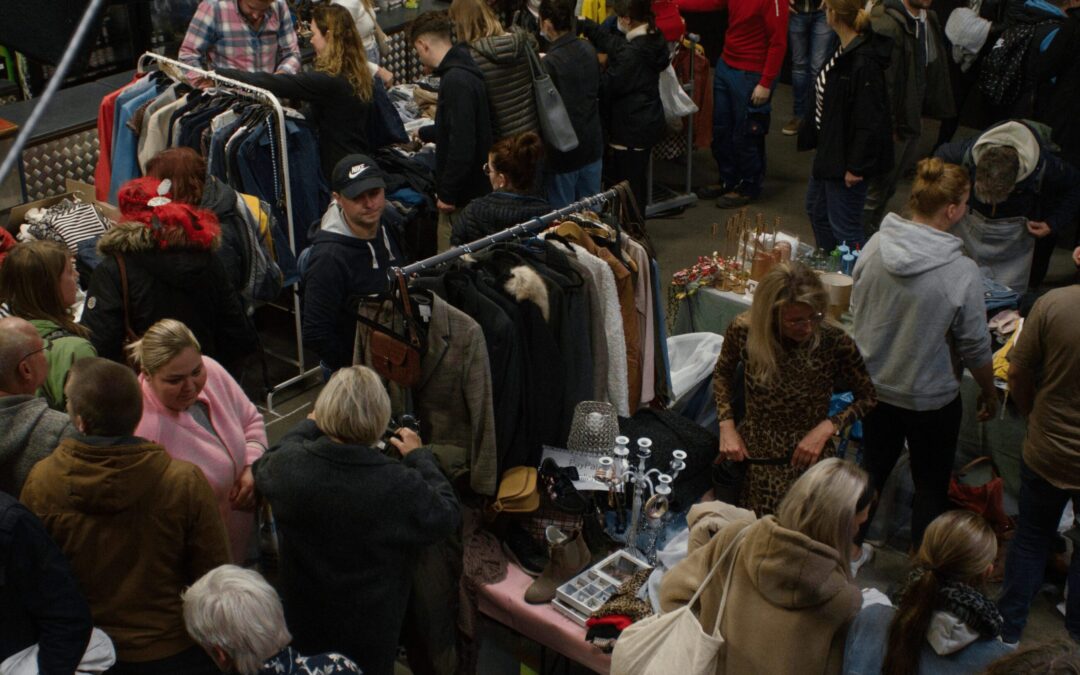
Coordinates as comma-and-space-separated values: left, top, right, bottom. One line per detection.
695, 183, 730, 200
850, 542, 875, 577
539, 458, 588, 514
501, 522, 549, 577
716, 192, 753, 209
782, 118, 802, 136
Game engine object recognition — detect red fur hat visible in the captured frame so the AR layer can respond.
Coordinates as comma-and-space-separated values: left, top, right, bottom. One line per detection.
116, 176, 221, 250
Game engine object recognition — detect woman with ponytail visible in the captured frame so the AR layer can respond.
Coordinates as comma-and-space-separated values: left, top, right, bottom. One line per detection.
844, 511, 1012, 673
851, 158, 998, 549
797, 0, 893, 250
82, 176, 256, 375
451, 131, 552, 244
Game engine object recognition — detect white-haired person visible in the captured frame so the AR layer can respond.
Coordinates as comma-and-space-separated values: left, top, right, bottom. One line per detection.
658, 458, 870, 674
253, 366, 460, 675
182, 565, 360, 674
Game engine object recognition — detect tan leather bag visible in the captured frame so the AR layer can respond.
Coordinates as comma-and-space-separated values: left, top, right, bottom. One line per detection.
489, 467, 539, 514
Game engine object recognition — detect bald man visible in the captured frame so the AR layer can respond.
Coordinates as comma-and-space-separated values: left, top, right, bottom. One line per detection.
0, 317, 73, 495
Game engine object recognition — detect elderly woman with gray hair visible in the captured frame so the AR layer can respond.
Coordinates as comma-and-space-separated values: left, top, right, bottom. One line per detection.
252, 366, 460, 675
182, 565, 360, 674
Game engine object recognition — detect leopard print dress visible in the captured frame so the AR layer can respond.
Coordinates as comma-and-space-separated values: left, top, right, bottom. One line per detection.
713, 314, 877, 515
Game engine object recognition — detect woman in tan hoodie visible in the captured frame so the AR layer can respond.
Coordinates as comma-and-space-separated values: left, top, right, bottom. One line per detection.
659, 458, 870, 674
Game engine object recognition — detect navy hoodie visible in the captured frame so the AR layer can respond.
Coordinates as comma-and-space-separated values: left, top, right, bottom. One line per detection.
302, 203, 402, 371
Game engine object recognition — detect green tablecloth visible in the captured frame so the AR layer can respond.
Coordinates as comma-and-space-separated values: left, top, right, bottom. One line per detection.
671, 287, 1026, 497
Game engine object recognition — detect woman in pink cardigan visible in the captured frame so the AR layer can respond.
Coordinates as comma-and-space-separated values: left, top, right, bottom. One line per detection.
129, 318, 267, 562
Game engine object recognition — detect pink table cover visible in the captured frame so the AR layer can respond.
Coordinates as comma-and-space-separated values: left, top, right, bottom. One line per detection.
477, 564, 612, 674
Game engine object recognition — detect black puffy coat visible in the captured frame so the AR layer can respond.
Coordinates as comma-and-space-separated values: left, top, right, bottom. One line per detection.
451, 191, 553, 245
469, 30, 541, 139
83, 222, 257, 374
798, 31, 895, 180
580, 21, 670, 149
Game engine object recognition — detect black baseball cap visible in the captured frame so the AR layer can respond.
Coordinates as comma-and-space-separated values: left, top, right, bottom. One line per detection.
331, 154, 386, 199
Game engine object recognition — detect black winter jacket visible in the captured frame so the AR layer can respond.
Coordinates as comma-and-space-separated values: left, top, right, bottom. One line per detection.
451, 192, 553, 245
83, 223, 256, 374
199, 176, 249, 294
469, 30, 540, 139
935, 119, 1080, 234
579, 21, 669, 149
541, 33, 605, 171
253, 421, 460, 675
798, 31, 895, 180
301, 205, 403, 371
220, 68, 374, 181
418, 45, 493, 207
0, 491, 93, 674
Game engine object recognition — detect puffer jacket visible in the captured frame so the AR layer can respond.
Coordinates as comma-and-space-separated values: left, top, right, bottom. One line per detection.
82, 222, 257, 374
198, 176, 250, 294
469, 30, 540, 139
451, 191, 552, 245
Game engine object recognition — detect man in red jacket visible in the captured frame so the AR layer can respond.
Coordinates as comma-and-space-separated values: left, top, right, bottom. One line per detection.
681, 0, 789, 207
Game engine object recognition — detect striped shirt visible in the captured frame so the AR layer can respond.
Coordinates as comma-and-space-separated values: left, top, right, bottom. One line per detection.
814, 45, 842, 131
178, 0, 301, 83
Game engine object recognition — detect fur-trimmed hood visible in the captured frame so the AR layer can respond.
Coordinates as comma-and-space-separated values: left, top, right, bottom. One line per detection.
97, 221, 220, 256
503, 265, 549, 321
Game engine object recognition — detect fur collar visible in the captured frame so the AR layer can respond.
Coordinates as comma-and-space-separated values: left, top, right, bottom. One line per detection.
97, 221, 219, 255
503, 265, 549, 321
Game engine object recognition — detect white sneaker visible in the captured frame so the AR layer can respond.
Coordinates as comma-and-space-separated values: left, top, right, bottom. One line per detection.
850, 543, 875, 578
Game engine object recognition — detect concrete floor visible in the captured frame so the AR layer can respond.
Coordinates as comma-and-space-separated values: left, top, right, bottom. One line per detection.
253, 82, 1077, 670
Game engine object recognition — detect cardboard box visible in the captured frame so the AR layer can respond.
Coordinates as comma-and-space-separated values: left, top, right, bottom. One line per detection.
8, 178, 121, 228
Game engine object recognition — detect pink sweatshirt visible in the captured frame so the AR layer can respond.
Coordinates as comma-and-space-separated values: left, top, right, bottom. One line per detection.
136, 356, 266, 562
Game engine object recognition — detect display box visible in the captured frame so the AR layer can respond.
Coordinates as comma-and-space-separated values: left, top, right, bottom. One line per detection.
8, 179, 120, 229
555, 549, 651, 618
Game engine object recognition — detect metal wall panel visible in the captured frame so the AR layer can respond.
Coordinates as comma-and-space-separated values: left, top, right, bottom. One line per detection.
20, 129, 99, 201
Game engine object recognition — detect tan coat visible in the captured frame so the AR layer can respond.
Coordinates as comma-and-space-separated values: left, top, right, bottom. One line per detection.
659, 502, 862, 675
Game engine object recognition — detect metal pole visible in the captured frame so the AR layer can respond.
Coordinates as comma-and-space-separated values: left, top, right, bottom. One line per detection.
0, 0, 107, 186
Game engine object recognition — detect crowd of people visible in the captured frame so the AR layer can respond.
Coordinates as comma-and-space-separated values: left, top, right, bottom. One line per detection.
2, 0, 1080, 672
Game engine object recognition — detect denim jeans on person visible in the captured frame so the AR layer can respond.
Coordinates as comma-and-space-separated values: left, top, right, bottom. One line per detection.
789, 10, 837, 120
806, 175, 869, 251
858, 397, 962, 548
998, 460, 1080, 643
546, 159, 603, 208
367, 44, 381, 66
712, 58, 772, 198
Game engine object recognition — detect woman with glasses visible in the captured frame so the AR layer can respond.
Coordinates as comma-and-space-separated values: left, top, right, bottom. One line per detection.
451, 131, 552, 245
714, 262, 877, 524
0, 240, 95, 410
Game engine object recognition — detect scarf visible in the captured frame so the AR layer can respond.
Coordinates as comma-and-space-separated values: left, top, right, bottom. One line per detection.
893, 567, 1004, 638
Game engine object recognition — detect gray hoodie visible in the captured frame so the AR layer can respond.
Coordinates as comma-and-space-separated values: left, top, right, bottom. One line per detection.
851, 213, 992, 410
0, 395, 74, 495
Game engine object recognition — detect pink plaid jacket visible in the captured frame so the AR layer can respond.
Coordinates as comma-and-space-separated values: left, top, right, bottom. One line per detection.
178, 0, 301, 82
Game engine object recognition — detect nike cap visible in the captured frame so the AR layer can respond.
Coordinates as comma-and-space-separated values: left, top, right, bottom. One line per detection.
332, 154, 386, 199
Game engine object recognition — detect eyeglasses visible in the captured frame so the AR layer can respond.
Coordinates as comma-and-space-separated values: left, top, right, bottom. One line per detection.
781, 313, 825, 328
483, 162, 497, 175
19, 338, 51, 363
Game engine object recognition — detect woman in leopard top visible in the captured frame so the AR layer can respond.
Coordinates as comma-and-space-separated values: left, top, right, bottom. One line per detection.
714, 261, 876, 516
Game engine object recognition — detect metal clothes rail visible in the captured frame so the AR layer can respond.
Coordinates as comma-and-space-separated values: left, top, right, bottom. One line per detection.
394, 186, 622, 277
137, 52, 319, 413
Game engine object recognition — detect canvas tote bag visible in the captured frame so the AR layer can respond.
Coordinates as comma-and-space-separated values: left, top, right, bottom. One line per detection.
611, 526, 749, 675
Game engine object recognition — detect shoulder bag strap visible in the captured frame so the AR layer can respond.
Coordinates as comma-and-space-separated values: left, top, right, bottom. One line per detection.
394, 269, 422, 349
712, 526, 751, 635
685, 523, 752, 612
114, 254, 138, 344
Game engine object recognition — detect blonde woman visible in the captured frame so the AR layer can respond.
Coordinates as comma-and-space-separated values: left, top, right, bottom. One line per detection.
844, 511, 1012, 673
253, 366, 459, 675
218, 3, 384, 179
129, 319, 267, 564
714, 262, 876, 520
0, 240, 95, 409
448, 0, 539, 139
659, 458, 871, 674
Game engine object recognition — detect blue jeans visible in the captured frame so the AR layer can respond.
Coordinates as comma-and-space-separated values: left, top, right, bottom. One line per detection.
545, 159, 603, 208
806, 175, 869, 250
711, 58, 771, 198
999, 461, 1080, 643
788, 11, 837, 120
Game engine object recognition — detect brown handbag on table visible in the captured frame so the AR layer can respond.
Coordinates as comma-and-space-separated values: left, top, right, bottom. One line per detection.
357, 269, 426, 388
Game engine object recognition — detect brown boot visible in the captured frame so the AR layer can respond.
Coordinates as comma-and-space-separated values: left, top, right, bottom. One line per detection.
524, 526, 591, 604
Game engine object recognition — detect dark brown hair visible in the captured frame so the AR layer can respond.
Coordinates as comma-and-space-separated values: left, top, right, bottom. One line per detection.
66, 356, 143, 436
489, 131, 544, 193
907, 157, 971, 219
539, 0, 574, 32
612, 0, 654, 24
407, 10, 452, 44
145, 147, 207, 205
0, 240, 88, 338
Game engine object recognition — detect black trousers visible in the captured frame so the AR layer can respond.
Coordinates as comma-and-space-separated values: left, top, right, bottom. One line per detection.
859, 396, 963, 548
107, 646, 217, 675
606, 146, 651, 215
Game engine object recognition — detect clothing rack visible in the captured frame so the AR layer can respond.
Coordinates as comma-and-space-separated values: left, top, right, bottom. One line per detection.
394, 186, 621, 277
137, 52, 320, 414
646, 32, 701, 218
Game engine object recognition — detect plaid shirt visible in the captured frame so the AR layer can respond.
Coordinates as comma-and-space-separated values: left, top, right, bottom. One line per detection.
178, 0, 301, 81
